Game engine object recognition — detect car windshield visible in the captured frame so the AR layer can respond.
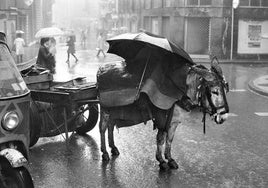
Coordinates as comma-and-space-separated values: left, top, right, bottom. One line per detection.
0, 43, 29, 99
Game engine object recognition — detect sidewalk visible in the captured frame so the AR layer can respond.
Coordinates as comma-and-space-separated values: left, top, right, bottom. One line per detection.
248, 75, 268, 97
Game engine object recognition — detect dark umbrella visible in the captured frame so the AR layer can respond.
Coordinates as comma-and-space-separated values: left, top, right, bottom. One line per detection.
106, 32, 194, 65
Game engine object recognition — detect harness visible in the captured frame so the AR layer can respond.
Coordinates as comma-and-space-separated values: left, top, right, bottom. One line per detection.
196, 74, 229, 134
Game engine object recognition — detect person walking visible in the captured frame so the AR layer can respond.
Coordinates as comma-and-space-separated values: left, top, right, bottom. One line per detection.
66, 35, 78, 63
13, 33, 25, 63
80, 30, 86, 48
36, 37, 55, 73
96, 33, 106, 57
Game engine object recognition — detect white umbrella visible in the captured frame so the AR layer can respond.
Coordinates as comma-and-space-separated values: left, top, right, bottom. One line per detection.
35, 27, 64, 38
16, 30, 24, 34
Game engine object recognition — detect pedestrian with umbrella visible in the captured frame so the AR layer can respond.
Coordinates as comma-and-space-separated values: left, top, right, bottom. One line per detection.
36, 37, 55, 73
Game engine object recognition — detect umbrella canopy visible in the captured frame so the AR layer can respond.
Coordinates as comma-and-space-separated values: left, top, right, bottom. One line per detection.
107, 32, 194, 65
16, 30, 24, 34
35, 27, 64, 38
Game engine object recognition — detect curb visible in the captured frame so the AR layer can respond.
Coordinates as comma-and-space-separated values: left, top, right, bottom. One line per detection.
194, 59, 268, 64
248, 79, 268, 97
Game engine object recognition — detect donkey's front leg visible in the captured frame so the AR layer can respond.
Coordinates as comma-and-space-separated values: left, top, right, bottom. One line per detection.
108, 122, 120, 156
156, 130, 169, 170
164, 121, 179, 169
99, 111, 110, 161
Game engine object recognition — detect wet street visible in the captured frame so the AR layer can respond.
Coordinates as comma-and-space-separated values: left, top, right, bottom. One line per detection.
29, 44, 268, 188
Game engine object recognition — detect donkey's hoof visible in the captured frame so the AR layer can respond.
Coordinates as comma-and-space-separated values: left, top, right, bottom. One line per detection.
111, 147, 120, 156
168, 159, 178, 169
159, 162, 169, 171
102, 152, 110, 161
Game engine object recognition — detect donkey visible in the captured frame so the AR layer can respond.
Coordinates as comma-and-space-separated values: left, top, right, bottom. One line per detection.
97, 57, 229, 170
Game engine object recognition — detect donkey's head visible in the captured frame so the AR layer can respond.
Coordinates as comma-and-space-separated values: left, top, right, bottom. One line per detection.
189, 57, 229, 124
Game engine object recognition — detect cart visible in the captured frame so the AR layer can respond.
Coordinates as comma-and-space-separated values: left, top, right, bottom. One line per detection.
22, 68, 99, 147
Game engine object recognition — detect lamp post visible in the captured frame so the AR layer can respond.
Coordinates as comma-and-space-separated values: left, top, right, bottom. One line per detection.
231, 0, 239, 60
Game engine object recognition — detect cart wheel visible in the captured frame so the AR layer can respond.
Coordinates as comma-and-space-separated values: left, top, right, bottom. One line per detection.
29, 102, 41, 147
76, 104, 99, 134
0, 158, 34, 188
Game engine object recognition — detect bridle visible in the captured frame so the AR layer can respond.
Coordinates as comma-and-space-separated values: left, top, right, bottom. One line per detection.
198, 76, 229, 115
193, 66, 229, 134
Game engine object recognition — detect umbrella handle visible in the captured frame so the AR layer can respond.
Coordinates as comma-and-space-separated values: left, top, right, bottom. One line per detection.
135, 51, 151, 100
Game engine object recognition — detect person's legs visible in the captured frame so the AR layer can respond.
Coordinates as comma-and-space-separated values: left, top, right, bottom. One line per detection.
20, 55, 23, 63
16, 55, 20, 63
66, 52, 70, 62
101, 50, 106, 57
96, 50, 100, 57
71, 53, 78, 61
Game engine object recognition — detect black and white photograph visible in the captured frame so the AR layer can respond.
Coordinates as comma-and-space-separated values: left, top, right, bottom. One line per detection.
0, 0, 268, 187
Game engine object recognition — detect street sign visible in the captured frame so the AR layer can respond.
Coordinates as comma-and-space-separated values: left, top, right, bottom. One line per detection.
233, 0, 240, 9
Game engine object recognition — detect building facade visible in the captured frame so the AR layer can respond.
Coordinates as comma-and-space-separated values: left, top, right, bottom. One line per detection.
115, 0, 268, 60
0, 0, 54, 47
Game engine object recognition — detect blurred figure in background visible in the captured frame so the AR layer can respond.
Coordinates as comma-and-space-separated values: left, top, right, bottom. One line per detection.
80, 30, 86, 48
96, 32, 106, 57
66, 35, 78, 63
13, 33, 25, 63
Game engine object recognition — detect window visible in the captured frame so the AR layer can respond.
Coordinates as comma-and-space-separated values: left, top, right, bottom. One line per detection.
186, 0, 211, 6
0, 44, 29, 98
145, 0, 151, 9
240, 0, 268, 7
187, 0, 198, 6
250, 0, 260, 6
262, 0, 268, 6
163, 0, 171, 7
200, 0, 211, 6
152, 0, 162, 8
152, 17, 159, 35
162, 17, 170, 37
240, 0, 249, 6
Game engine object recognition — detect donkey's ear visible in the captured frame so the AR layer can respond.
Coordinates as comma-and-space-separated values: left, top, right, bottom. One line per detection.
210, 56, 223, 76
192, 66, 215, 82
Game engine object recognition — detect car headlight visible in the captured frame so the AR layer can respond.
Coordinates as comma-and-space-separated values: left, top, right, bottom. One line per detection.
2, 111, 20, 131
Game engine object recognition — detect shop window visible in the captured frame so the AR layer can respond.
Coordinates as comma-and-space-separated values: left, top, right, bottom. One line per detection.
200, 0, 211, 5
186, 0, 211, 6
240, 0, 250, 6
250, 0, 261, 6
262, 0, 268, 7
187, 0, 198, 6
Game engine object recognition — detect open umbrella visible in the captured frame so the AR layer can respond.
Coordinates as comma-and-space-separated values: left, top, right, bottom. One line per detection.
106, 32, 194, 65
35, 27, 64, 38
105, 32, 195, 109
16, 30, 24, 34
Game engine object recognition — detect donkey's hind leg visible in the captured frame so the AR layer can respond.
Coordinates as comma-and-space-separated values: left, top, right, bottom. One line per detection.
108, 121, 120, 156
99, 110, 110, 161
156, 130, 169, 170
164, 121, 179, 169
